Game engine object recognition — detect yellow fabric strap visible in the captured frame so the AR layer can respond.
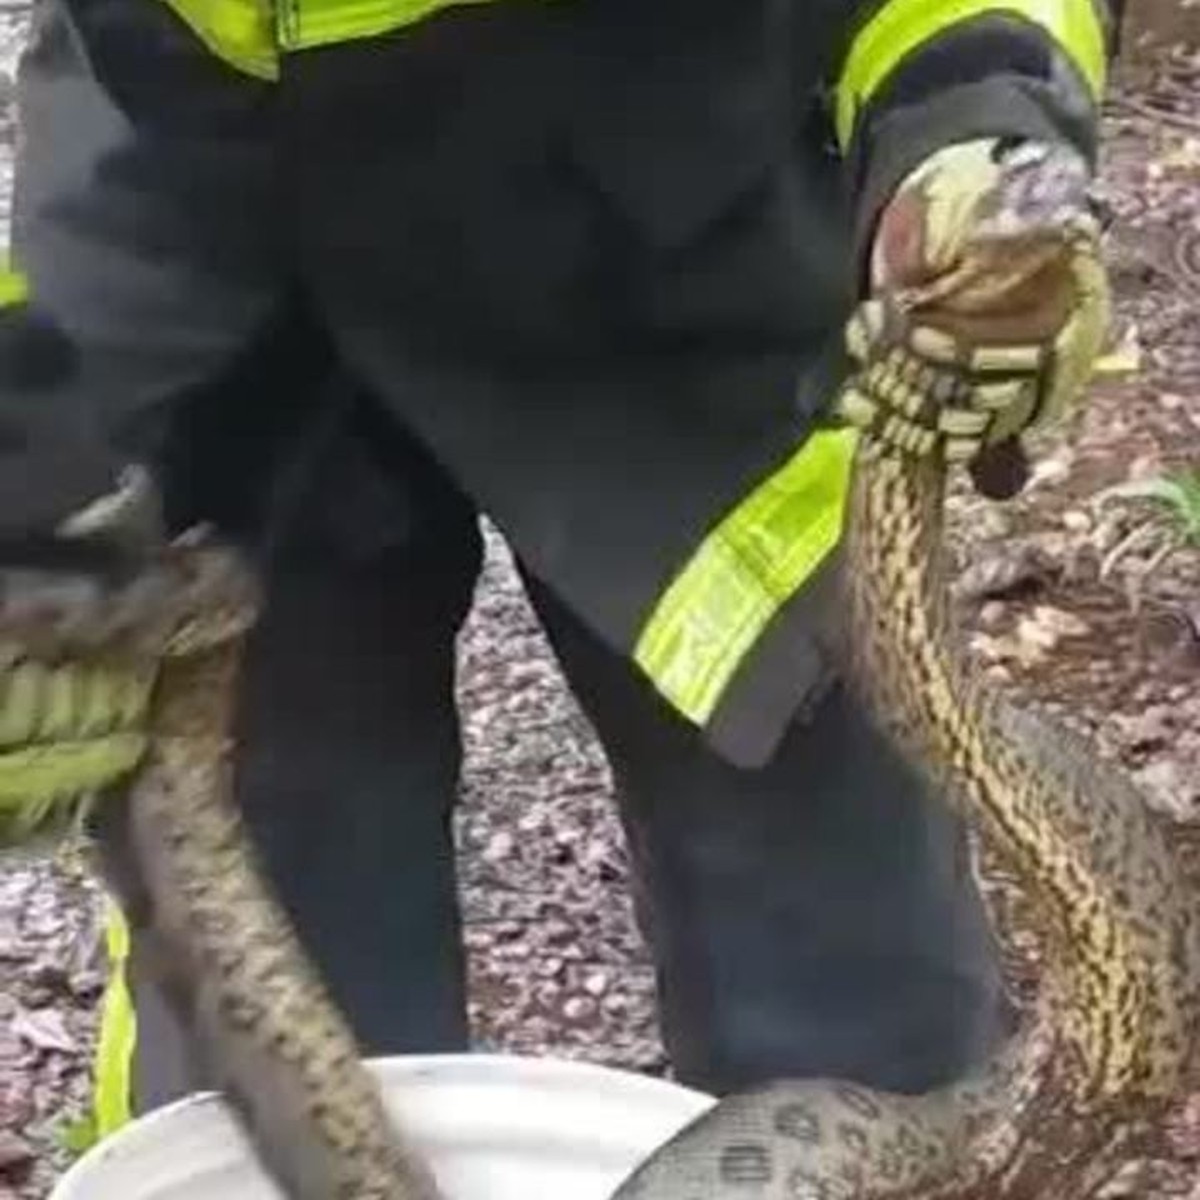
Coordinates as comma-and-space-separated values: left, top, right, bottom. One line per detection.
836, 0, 1108, 148
94, 899, 137, 1139
635, 428, 858, 727
277, 0, 505, 51
158, 0, 522, 72
160, 0, 279, 79
0, 267, 29, 307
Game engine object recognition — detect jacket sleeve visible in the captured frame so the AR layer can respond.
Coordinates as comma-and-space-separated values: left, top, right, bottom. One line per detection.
827, 0, 1119, 272
0, 277, 131, 565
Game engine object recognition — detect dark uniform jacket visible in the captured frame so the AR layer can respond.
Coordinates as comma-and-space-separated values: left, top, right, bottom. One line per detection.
5, 0, 1114, 762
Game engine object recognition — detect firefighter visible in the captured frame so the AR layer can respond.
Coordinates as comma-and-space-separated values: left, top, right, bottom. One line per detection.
0, 0, 1114, 1135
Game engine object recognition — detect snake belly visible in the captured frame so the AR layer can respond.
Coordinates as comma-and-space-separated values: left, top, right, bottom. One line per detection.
608, 408, 1200, 1193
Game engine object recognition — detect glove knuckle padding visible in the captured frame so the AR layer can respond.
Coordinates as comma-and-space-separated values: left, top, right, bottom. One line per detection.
907, 323, 960, 366
838, 226, 1109, 463
938, 408, 989, 437
837, 299, 981, 458
0, 659, 153, 749
853, 135, 1111, 468
973, 380, 1027, 412
968, 342, 1045, 374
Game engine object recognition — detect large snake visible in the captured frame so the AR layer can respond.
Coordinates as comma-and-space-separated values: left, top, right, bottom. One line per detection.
610, 416, 1200, 1199
3, 152, 1197, 1199
608, 157, 1200, 1196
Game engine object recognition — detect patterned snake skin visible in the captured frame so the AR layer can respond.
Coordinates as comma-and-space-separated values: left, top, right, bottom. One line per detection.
1, 540, 444, 1199
608, 443, 1200, 1198
119, 351, 1200, 1200
119, 616, 443, 1200
607, 156, 1200, 1198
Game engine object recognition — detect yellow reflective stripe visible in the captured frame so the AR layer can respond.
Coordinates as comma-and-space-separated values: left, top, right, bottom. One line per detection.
156, 0, 538, 72
278, 0, 530, 50
0, 268, 29, 308
836, 0, 1108, 147
635, 428, 858, 726
94, 899, 137, 1140
160, 0, 279, 79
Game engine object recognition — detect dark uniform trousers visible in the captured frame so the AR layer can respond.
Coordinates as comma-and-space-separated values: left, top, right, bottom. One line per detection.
14, 0, 1007, 1108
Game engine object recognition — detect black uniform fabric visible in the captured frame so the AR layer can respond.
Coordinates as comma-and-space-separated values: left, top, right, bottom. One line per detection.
10, 0, 1108, 1103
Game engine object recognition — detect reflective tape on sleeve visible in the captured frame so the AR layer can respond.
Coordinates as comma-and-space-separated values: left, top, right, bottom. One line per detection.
836, 0, 1108, 147
635, 427, 858, 727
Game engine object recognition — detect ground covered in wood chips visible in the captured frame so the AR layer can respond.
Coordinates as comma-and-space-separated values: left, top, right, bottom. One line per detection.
1, 17, 1198, 1200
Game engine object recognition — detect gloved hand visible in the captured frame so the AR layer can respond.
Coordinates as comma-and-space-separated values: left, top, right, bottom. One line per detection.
835, 138, 1111, 466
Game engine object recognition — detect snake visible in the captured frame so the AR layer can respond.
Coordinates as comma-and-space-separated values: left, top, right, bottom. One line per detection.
609, 439, 1200, 1199
1, 155, 1197, 1199
0, 536, 443, 1199
607, 160, 1200, 1197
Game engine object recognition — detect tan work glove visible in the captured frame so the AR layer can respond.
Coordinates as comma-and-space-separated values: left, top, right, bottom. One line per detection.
836, 138, 1111, 466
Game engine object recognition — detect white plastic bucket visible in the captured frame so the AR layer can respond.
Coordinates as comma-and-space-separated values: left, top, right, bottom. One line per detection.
50, 1054, 717, 1200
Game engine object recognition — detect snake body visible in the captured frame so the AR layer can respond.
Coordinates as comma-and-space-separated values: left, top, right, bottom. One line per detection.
609, 183, 1200, 1195
604, 161, 1200, 1199
610, 437, 1200, 1197
97, 548, 443, 1200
